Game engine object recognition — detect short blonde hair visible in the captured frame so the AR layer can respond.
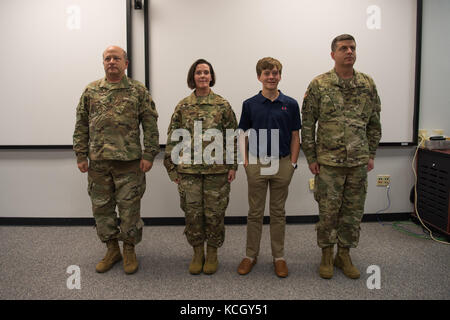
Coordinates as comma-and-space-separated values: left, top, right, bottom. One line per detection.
256, 57, 282, 76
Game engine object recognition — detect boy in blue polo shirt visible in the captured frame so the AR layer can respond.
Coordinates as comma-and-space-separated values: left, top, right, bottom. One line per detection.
237, 57, 301, 278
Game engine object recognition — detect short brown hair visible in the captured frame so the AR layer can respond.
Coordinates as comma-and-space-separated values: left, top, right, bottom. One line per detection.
187, 59, 216, 89
331, 34, 356, 52
256, 57, 282, 77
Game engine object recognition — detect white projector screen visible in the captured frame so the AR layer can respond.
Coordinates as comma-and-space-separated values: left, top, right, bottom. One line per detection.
149, 0, 419, 146
0, 0, 419, 147
0, 0, 127, 146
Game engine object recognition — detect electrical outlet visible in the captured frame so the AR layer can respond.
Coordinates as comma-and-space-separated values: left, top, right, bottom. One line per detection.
418, 129, 428, 140
309, 178, 315, 191
377, 175, 390, 186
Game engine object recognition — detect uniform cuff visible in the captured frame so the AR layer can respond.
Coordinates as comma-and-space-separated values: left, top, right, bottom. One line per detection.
306, 157, 317, 165
76, 153, 88, 163
142, 152, 156, 162
168, 170, 179, 182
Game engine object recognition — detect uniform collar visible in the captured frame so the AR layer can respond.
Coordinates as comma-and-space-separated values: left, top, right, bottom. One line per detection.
256, 90, 286, 103
330, 68, 366, 88
187, 90, 217, 105
99, 75, 130, 90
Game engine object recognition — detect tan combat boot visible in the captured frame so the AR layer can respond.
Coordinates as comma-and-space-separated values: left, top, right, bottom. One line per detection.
189, 245, 205, 275
319, 246, 334, 279
96, 239, 122, 273
123, 242, 139, 274
334, 246, 360, 279
203, 245, 218, 275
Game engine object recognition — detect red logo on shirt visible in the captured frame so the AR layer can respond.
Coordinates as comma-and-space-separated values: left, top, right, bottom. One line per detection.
281, 106, 287, 111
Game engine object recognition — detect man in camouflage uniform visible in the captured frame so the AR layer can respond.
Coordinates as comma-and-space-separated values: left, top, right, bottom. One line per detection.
73, 46, 159, 274
164, 59, 238, 275
301, 35, 382, 279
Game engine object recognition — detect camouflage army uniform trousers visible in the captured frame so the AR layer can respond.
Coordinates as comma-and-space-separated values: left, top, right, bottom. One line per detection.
314, 164, 368, 248
178, 173, 230, 248
88, 159, 146, 245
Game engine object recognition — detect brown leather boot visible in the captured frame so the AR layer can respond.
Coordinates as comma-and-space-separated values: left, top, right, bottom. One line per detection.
203, 245, 218, 275
123, 242, 139, 274
334, 246, 360, 279
189, 245, 205, 275
95, 239, 122, 273
319, 246, 334, 279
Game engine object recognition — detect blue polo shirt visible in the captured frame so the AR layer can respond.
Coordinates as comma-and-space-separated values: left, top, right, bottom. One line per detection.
238, 90, 301, 157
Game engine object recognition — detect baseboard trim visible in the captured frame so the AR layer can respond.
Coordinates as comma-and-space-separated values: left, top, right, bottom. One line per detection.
0, 213, 411, 226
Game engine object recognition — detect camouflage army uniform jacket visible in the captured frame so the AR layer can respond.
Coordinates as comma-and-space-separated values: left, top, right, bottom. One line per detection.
301, 69, 382, 167
164, 91, 238, 181
73, 76, 159, 163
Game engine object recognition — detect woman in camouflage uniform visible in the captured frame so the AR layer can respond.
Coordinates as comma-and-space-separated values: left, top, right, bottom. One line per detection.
164, 59, 238, 275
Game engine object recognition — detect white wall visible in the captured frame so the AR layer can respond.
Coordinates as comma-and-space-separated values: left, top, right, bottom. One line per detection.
7, 0, 450, 220
0, 0, 420, 146
0, 148, 415, 218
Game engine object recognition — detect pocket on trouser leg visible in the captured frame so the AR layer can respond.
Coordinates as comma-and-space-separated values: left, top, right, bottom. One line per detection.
179, 175, 204, 246
118, 218, 144, 245
337, 207, 364, 248
94, 216, 120, 243
338, 206, 364, 248
88, 176, 119, 241
315, 219, 338, 248
88, 173, 115, 211
338, 166, 367, 248
114, 160, 146, 203
204, 211, 225, 248
184, 212, 205, 247
204, 174, 229, 248
315, 194, 340, 249
337, 224, 361, 248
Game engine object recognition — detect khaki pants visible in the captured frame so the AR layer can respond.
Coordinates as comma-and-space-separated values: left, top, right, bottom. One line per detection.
244, 155, 294, 259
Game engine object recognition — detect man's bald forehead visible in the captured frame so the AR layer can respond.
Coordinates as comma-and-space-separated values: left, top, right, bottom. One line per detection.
103, 46, 128, 60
